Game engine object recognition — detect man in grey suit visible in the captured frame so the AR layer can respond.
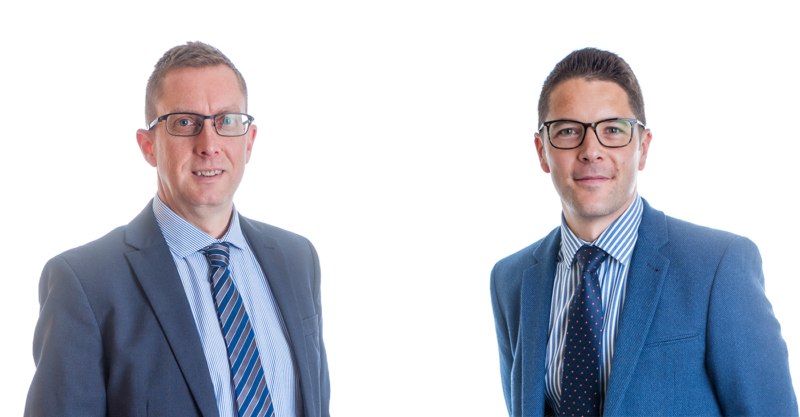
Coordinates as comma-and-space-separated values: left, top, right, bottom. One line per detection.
25, 42, 330, 417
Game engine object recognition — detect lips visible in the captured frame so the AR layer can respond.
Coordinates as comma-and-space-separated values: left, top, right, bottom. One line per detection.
193, 170, 223, 177
574, 174, 611, 186
575, 175, 609, 181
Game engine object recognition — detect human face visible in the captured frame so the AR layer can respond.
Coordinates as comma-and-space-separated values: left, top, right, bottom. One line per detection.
535, 78, 651, 235
136, 65, 256, 222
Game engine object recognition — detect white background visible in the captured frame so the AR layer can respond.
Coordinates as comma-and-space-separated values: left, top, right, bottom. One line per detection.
3, 1, 799, 415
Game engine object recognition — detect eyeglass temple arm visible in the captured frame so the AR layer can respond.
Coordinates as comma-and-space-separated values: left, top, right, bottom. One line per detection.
148, 117, 163, 130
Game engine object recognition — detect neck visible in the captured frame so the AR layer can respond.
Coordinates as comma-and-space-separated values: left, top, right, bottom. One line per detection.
563, 192, 636, 242
157, 192, 233, 239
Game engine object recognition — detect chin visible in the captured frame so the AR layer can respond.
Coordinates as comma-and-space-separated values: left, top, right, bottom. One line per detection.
194, 198, 230, 208
187, 192, 230, 208
573, 205, 617, 220
565, 193, 620, 219
571, 192, 634, 221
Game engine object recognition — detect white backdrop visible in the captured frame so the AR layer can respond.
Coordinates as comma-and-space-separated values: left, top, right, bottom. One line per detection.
3, 1, 798, 415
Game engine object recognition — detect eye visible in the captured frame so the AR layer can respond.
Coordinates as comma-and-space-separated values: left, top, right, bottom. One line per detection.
601, 123, 629, 136
177, 117, 195, 127
222, 116, 233, 125
554, 127, 581, 138
548, 121, 583, 143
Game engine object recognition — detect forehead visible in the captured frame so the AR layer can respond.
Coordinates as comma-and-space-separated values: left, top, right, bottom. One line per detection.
157, 65, 246, 114
547, 78, 632, 121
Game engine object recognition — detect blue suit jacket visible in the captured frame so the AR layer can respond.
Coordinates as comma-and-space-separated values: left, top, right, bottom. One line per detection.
491, 199, 797, 416
25, 201, 330, 417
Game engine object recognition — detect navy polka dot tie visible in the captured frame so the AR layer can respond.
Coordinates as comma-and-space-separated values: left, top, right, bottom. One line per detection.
560, 245, 609, 416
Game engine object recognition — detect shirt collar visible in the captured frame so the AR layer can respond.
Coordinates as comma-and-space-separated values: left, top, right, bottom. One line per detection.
558, 192, 644, 267
152, 194, 247, 259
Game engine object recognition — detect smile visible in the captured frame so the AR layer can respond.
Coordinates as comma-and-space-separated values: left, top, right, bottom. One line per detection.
575, 175, 610, 182
193, 170, 223, 177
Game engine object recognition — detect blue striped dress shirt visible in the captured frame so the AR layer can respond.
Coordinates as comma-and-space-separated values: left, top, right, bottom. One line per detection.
153, 195, 302, 417
544, 193, 643, 415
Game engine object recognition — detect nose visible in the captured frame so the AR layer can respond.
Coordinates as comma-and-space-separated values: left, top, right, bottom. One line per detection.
195, 119, 221, 156
578, 126, 605, 162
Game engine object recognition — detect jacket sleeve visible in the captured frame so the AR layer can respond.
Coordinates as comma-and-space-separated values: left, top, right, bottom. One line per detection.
705, 236, 798, 415
25, 256, 107, 416
308, 238, 330, 417
490, 263, 514, 416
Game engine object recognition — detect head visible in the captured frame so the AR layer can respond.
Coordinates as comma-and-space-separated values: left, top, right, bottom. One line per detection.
537, 48, 645, 127
144, 41, 248, 125
534, 48, 652, 239
136, 42, 256, 228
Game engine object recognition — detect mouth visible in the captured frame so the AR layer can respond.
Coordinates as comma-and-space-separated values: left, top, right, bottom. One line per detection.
193, 170, 223, 177
574, 175, 611, 185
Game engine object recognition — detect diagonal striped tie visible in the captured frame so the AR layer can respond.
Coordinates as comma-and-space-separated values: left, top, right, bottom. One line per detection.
203, 242, 275, 417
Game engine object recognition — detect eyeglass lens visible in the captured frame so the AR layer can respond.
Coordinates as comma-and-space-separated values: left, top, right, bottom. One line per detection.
166, 113, 251, 137
550, 120, 633, 148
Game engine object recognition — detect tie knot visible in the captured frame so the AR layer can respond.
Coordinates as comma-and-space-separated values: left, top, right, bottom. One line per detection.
202, 242, 231, 266
576, 244, 609, 272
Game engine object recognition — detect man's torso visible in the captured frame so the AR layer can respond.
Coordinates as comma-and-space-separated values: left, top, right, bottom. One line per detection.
490, 199, 797, 416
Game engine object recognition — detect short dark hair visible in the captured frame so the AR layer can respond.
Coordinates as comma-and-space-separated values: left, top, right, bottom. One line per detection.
538, 48, 645, 127
145, 41, 248, 125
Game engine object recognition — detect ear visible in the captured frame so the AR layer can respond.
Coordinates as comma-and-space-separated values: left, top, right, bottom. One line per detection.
136, 129, 158, 167
637, 128, 652, 171
535, 133, 551, 173
245, 124, 257, 163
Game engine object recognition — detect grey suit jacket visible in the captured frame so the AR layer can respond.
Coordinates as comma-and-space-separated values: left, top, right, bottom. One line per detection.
25, 201, 330, 417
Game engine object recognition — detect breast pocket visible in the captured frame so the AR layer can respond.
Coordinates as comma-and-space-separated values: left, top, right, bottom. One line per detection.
643, 332, 699, 348
622, 333, 702, 415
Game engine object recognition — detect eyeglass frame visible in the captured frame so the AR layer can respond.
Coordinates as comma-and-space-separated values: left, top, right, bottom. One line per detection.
537, 117, 647, 149
148, 112, 255, 137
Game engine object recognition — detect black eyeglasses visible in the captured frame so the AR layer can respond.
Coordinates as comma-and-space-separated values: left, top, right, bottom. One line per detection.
148, 113, 254, 137
538, 118, 646, 149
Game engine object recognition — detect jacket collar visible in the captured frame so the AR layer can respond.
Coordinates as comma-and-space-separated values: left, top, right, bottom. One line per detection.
125, 201, 320, 416
238, 216, 318, 416
124, 200, 221, 417
519, 198, 671, 416
519, 226, 561, 413
602, 198, 671, 416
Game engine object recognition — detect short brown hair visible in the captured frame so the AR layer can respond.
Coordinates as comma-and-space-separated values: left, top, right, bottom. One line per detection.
145, 41, 248, 125
538, 48, 645, 127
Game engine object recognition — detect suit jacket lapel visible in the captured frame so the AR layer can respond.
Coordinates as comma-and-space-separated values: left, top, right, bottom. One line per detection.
238, 216, 314, 414
124, 202, 220, 417
520, 228, 561, 414
603, 200, 670, 416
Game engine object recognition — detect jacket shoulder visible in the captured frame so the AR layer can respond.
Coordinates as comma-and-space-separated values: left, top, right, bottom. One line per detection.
51, 225, 132, 271
491, 227, 559, 312
493, 227, 558, 279
640, 198, 747, 251
239, 215, 315, 251
661, 214, 756, 263
664, 215, 742, 244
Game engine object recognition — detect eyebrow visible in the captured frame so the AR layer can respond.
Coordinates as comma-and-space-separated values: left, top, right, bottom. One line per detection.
169, 106, 244, 115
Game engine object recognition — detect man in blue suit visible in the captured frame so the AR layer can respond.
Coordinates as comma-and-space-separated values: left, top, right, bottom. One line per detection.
25, 42, 330, 416
490, 48, 797, 416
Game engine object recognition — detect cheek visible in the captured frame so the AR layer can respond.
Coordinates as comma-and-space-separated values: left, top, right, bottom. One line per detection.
548, 153, 572, 175
615, 149, 638, 169
156, 142, 188, 174
230, 144, 250, 166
